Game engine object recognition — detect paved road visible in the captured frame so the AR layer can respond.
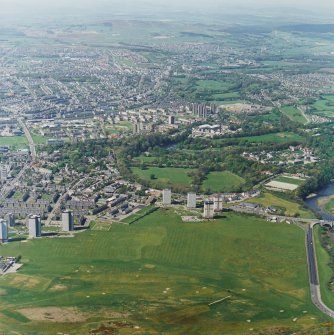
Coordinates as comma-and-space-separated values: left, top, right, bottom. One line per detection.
306, 224, 334, 319
18, 118, 36, 160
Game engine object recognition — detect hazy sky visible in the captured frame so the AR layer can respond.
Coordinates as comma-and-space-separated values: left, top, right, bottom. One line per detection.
1, 0, 333, 9
1, 0, 333, 22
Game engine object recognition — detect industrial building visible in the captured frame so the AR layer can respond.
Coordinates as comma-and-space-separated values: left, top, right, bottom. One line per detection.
28, 215, 42, 238
62, 210, 74, 232
0, 220, 8, 243
162, 189, 172, 205
203, 200, 214, 219
187, 192, 197, 209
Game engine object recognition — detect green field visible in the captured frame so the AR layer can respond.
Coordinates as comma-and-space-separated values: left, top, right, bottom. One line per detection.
248, 192, 315, 218
0, 136, 28, 150
313, 95, 334, 117
201, 171, 245, 193
314, 225, 334, 310
0, 209, 328, 334
281, 106, 308, 124
132, 166, 193, 190
241, 132, 305, 144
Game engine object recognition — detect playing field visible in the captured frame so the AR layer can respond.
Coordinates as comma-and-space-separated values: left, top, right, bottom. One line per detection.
0, 136, 28, 150
201, 171, 245, 193
0, 209, 328, 334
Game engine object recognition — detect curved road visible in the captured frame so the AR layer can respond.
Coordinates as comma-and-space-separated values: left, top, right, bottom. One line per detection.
306, 224, 334, 318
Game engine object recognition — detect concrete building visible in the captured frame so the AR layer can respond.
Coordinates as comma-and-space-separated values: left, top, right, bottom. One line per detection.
28, 215, 41, 238
62, 210, 74, 232
162, 189, 172, 205
0, 164, 8, 181
187, 192, 197, 209
0, 220, 8, 243
203, 200, 214, 219
168, 115, 175, 125
213, 195, 223, 212
6, 213, 15, 227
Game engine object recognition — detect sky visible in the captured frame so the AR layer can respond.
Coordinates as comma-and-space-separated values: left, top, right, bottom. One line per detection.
0, 0, 333, 22
1, 0, 333, 9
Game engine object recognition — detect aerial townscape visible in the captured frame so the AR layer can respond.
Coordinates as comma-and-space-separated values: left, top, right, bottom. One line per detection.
3, 0, 334, 334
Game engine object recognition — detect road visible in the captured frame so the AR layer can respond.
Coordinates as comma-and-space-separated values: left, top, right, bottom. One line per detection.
306, 224, 334, 318
18, 118, 37, 160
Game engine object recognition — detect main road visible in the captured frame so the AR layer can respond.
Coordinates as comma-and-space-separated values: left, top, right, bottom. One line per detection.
306, 224, 334, 318
18, 118, 37, 160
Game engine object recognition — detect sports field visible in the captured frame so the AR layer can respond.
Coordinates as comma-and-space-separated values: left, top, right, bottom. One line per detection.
0, 136, 28, 150
201, 171, 245, 193
0, 209, 328, 334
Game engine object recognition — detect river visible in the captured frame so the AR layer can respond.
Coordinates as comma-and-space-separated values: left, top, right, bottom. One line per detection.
305, 182, 334, 221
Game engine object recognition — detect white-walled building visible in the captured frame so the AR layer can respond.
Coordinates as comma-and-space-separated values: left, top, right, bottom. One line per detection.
28, 215, 41, 238
162, 189, 172, 205
187, 193, 197, 209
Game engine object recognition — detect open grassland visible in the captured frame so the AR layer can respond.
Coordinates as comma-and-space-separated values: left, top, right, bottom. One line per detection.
132, 166, 193, 190
313, 95, 334, 117
314, 226, 334, 310
0, 136, 28, 150
201, 171, 245, 193
241, 132, 305, 144
248, 192, 315, 218
0, 209, 328, 334
281, 106, 308, 124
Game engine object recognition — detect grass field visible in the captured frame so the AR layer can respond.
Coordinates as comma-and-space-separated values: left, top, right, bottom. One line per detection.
132, 166, 193, 190
281, 106, 308, 124
0, 136, 28, 150
314, 226, 334, 310
201, 171, 245, 193
240, 132, 305, 144
0, 209, 328, 334
248, 192, 315, 218
313, 95, 334, 117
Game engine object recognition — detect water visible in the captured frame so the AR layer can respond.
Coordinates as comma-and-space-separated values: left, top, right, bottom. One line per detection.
305, 182, 334, 221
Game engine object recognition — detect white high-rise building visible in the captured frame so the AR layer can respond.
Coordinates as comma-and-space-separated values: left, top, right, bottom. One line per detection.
28, 215, 41, 238
6, 213, 15, 227
162, 189, 172, 205
0, 164, 8, 181
62, 210, 74, 232
0, 220, 8, 243
203, 200, 214, 219
187, 193, 197, 209
213, 196, 223, 212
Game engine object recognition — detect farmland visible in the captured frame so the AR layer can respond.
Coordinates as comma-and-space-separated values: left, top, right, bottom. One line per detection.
0, 209, 328, 334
